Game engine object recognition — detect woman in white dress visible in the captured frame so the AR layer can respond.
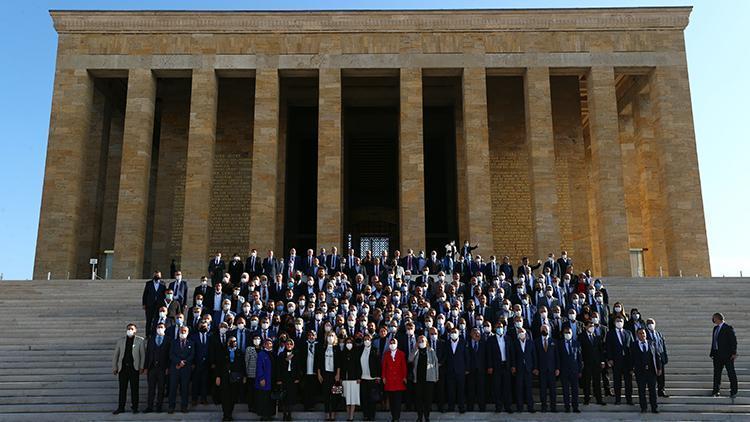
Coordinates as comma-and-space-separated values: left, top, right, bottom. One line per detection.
340, 336, 361, 421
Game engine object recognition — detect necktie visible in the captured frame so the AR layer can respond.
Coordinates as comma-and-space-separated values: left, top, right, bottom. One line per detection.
474, 341, 478, 352
202, 333, 206, 345
641, 342, 646, 353
181, 340, 186, 348
617, 329, 623, 345
157, 336, 162, 346
543, 337, 548, 352
713, 326, 720, 350
566, 341, 570, 354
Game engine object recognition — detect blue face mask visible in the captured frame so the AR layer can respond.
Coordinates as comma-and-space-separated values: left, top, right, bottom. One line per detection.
276, 306, 284, 312
496, 328, 505, 335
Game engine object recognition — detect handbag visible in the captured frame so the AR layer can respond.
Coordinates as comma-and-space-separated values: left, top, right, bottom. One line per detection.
331, 382, 343, 395
369, 383, 383, 402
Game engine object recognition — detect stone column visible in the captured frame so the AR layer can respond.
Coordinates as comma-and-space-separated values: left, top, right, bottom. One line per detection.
112, 68, 157, 279
399, 67, 426, 252
248, 69, 280, 254
33, 68, 94, 280
460, 68, 495, 255
524, 67, 560, 259
586, 67, 630, 276
650, 66, 710, 276
316, 68, 343, 251
180, 69, 218, 278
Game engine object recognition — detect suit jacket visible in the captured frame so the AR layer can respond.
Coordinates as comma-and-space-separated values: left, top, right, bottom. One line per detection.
208, 258, 226, 280
169, 338, 195, 369
556, 257, 572, 276
711, 323, 737, 361
326, 254, 342, 273
559, 339, 583, 376
445, 339, 470, 375
217, 346, 247, 383
262, 257, 283, 279
168, 280, 189, 305
580, 331, 606, 368
284, 256, 300, 279
228, 260, 244, 284
543, 260, 561, 279
467, 338, 488, 372
606, 328, 633, 364
142, 279, 166, 309
245, 255, 262, 276
112, 335, 146, 372
191, 331, 211, 367
301, 255, 317, 276
314, 343, 340, 374
487, 334, 514, 371
192, 284, 210, 305
535, 336, 560, 373
631, 340, 661, 376
275, 349, 302, 383
512, 339, 537, 374
145, 335, 171, 371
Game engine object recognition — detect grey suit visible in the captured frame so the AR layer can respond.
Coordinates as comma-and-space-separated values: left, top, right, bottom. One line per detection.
113, 335, 146, 372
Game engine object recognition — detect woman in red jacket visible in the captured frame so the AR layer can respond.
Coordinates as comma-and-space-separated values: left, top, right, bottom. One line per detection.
381, 338, 407, 422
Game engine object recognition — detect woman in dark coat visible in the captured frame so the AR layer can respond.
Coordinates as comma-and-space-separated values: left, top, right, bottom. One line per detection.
358, 333, 382, 421
275, 338, 301, 421
340, 337, 362, 421
315, 332, 341, 421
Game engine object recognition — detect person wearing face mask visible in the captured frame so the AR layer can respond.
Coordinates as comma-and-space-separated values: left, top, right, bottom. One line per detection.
190, 321, 211, 407
209, 252, 226, 285
210, 322, 231, 404
580, 321, 607, 406
255, 338, 275, 420
631, 328, 661, 414
511, 327, 536, 413
358, 333, 382, 421
168, 270, 189, 310
244, 335, 262, 413
112, 323, 146, 415
143, 323, 171, 413
193, 276, 211, 306
315, 332, 341, 421
228, 253, 245, 285
534, 325, 559, 412
142, 271, 167, 335
216, 336, 246, 421
559, 327, 582, 413
710, 312, 738, 398
487, 322, 513, 413
274, 339, 300, 421
625, 308, 646, 337
609, 302, 626, 329
606, 316, 634, 405
444, 328, 469, 413
168, 326, 195, 414
382, 338, 407, 422
644, 318, 668, 398
466, 328, 489, 412
339, 338, 361, 422
407, 334, 438, 422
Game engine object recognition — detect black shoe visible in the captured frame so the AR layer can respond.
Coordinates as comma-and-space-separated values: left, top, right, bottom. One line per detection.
551, 407, 557, 413
155, 407, 162, 413
583, 400, 590, 405
168, 409, 175, 414
652, 409, 659, 414
564, 408, 570, 413
641, 409, 647, 413
573, 408, 581, 413
223, 418, 231, 422
528, 408, 536, 413
626, 400, 635, 406
112, 409, 124, 415
731, 393, 738, 399
658, 391, 670, 398
712, 392, 720, 397
143, 408, 152, 414
132, 408, 139, 414
541, 406, 547, 413
181, 407, 188, 413
597, 401, 607, 406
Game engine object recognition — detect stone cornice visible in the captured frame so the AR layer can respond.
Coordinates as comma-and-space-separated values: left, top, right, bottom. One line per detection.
50, 8, 692, 34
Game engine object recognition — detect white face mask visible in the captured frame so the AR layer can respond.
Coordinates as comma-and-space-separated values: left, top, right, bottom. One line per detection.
345, 343, 353, 350
253, 338, 261, 346
647, 323, 655, 331
156, 328, 165, 336
563, 332, 573, 340
220, 328, 228, 334
418, 341, 427, 349
406, 329, 415, 336
592, 317, 600, 324
518, 333, 526, 341
126, 329, 135, 337
615, 321, 624, 329
364, 340, 372, 347
261, 323, 269, 330
389, 344, 398, 351
295, 323, 304, 330
327, 336, 336, 344
587, 326, 595, 333
223, 304, 230, 311
179, 332, 188, 340
514, 321, 523, 328
159, 311, 167, 318
450, 332, 459, 340
237, 323, 245, 330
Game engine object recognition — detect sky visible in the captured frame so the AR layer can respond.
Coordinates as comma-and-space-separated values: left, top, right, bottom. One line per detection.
0, 0, 747, 279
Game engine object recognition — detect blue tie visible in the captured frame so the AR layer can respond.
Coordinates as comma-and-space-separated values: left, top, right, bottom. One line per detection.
156, 336, 163, 346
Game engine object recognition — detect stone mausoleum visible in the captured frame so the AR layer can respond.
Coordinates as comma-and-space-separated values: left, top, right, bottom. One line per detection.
34, 8, 710, 280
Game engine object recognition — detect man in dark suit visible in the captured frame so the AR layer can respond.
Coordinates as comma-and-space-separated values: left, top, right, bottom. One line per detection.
400, 249, 417, 274
208, 253, 226, 285
488, 322, 514, 413
445, 328, 469, 413
192, 276, 210, 306
581, 321, 607, 405
542, 253, 560, 279
347, 257, 368, 282
499, 256, 514, 282
710, 312, 738, 398
326, 247, 342, 273
168, 271, 188, 310
301, 249, 316, 276
262, 250, 283, 280
606, 316, 634, 405
535, 325, 559, 412
559, 327, 583, 413
426, 327, 448, 412
511, 327, 536, 413
466, 328, 488, 412
631, 328, 661, 413
646, 318, 669, 397
556, 251, 572, 276
227, 254, 244, 286
144, 322, 171, 413
216, 336, 246, 421
191, 322, 211, 405
244, 249, 261, 277
283, 249, 299, 281
142, 271, 166, 333
168, 326, 195, 413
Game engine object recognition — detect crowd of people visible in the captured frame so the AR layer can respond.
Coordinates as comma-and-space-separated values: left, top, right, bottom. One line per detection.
110, 243, 733, 421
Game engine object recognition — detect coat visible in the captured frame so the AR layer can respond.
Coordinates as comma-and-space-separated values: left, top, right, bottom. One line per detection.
381, 349, 408, 391
409, 347, 439, 383
112, 335, 146, 372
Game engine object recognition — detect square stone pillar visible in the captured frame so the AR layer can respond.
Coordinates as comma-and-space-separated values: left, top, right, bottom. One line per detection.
33, 68, 94, 280
650, 66, 710, 276
180, 69, 218, 278
317, 68, 343, 252
524, 67, 561, 259
112, 68, 157, 279
399, 67, 426, 252
587, 67, 630, 276
248, 69, 280, 254
460, 68, 495, 255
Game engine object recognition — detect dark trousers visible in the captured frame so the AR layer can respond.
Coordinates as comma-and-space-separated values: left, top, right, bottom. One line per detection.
117, 365, 139, 411
582, 364, 603, 403
561, 371, 580, 411
192, 364, 208, 402
434, 367, 446, 411
221, 381, 241, 419
414, 381, 434, 420
246, 377, 256, 412
302, 374, 319, 410
387, 390, 403, 420
539, 370, 557, 410
515, 370, 534, 412
146, 367, 166, 410
657, 366, 666, 393
145, 308, 156, 335
321, 371, 336, 413
360, 379, 377, 420
635, 371, 658, 411
602, 366, 611, 394
168, 366, 191, 410
256, 389, 273, 420
713, 357, 739, 394
466, 369, 486, 411
612, 361, 633, 403
491, 364, 513, 412
446, 372, 466, 411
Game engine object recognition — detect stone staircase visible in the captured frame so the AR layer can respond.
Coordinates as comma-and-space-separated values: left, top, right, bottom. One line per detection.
0, 277, 748, 421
